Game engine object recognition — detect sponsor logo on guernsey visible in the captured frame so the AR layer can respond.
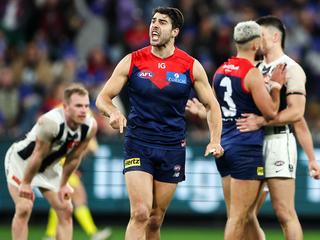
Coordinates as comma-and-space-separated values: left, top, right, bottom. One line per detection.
166, 72, 187, 84
223, 64, 239, 71
138, 71, 154, 79
257, 167, 264, 176
67, 141, 80, 149
158, 62, 166, 69
125, 158, 141, 168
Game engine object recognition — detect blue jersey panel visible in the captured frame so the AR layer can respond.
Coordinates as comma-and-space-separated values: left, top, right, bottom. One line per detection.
213, 58, 264, 146
125, 47, 194, 148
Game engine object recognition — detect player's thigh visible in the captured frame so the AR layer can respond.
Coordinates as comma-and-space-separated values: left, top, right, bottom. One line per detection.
8, 183, 34, 212
222, 176, 231, 215
125, 171, 153, 211
7, 183, 20, 204
255, 183, 268, 214
152, 180, 177, 212
41, 188, 72, 212
267, 178, 296, 208
229, 178, 262, 216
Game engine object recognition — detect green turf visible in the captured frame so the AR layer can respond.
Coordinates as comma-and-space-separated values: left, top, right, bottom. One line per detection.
0, 225, 319, 240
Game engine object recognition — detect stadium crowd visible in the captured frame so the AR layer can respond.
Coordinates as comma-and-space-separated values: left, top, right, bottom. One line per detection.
0, 0, 319, 143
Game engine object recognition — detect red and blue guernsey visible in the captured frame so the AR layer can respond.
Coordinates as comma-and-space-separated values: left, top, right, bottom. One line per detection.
213, 57, 264, 147
126, 46, 195, 148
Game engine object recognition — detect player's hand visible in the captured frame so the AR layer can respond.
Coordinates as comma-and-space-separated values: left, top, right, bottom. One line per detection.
59, 183, 74, 205
185, 98, 205, 116
109, 109, 127, 133
205, 142, 224, 158
309, 161, 320, 180
19, 183, 35, 201
270, 63, 287, 86
236, 113, 264, 132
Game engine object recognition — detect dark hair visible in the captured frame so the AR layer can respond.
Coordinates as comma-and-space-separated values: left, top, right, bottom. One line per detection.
152, 7, 184, 30
256, 15, 286, 49
64, 83, 88, 102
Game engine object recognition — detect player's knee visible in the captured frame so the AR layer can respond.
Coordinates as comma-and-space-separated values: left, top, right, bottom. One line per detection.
229, 215, 248, 227
131, 205, 150, 223
148, 215, 163, 231
273, 203, 296, 224
247, 212, 256, 223
56, 204, 73, 224
16, 201, 33, 219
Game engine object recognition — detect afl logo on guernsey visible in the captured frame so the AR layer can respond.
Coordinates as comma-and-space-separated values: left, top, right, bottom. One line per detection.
167, 72, 187, 84
138, 70, 154, 79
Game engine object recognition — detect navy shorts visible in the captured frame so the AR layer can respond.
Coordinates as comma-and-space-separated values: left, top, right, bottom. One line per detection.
123, 139, 186, 183
215, 145, 264, 180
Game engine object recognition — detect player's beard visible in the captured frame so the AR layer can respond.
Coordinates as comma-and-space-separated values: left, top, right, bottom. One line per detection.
254, 47, 264, 61
151, 34, 171, 48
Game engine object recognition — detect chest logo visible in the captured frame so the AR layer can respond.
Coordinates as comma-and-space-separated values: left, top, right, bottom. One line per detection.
166, 72, 187, 84
138, 70, 154, 79
158, 62, 166, 69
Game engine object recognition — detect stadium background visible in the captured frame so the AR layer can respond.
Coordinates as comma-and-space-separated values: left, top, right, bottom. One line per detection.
0, 0, 320, 239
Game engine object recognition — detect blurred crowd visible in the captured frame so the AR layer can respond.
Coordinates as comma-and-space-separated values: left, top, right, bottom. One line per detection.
0, 0, 320, 143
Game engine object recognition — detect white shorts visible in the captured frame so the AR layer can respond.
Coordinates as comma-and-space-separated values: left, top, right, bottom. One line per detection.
263, 133, 297, 178
5, 143, 62, 192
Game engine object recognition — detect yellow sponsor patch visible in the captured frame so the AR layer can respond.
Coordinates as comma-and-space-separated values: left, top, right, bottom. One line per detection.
125, 158, 141, 168
257, 167, 264, 176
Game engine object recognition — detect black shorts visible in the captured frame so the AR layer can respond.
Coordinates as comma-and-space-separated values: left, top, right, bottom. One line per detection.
123, 138, 186, 183
215, 145, 265, 180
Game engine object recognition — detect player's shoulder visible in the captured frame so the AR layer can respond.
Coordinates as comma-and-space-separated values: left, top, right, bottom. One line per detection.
132, 46, 151, 59
41, 108, 64, 124
281, 55, 302, 69
282, 55, 306, 77
174, 47, 195, 63
216, 57, 255, 77
36, 109, 62, 137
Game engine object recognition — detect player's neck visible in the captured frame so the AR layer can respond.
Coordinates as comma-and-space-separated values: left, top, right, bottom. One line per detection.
264, 47, 284, 64
151, 45, 175, 59
236, 52, 255, 65
65, 114, 79, 131
67, 120, 78, 131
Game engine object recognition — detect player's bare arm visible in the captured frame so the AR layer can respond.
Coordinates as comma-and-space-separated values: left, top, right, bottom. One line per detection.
236, 64, 286, 131
294, 118, 320, 179
96, 54, 131, 133
238, 82, 306, 132
192, 59, 223, 158
20, 116, 54, 200
267, 93, 305, 126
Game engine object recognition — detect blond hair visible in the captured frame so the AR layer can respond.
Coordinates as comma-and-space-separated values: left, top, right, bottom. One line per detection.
64, 83, 88, 102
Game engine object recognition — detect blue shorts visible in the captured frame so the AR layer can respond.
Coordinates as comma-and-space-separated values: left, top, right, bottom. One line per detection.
215, 145, 264, 180
123, 138, 186, 183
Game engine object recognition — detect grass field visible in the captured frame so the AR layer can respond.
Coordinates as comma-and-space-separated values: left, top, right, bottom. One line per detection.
1, 225, 320, 240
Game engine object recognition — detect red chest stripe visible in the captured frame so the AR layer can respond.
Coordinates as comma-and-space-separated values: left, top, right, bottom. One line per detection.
129, 46, 194, 89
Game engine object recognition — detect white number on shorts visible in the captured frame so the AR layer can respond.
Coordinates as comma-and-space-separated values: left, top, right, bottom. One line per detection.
220, 76, 236, 117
